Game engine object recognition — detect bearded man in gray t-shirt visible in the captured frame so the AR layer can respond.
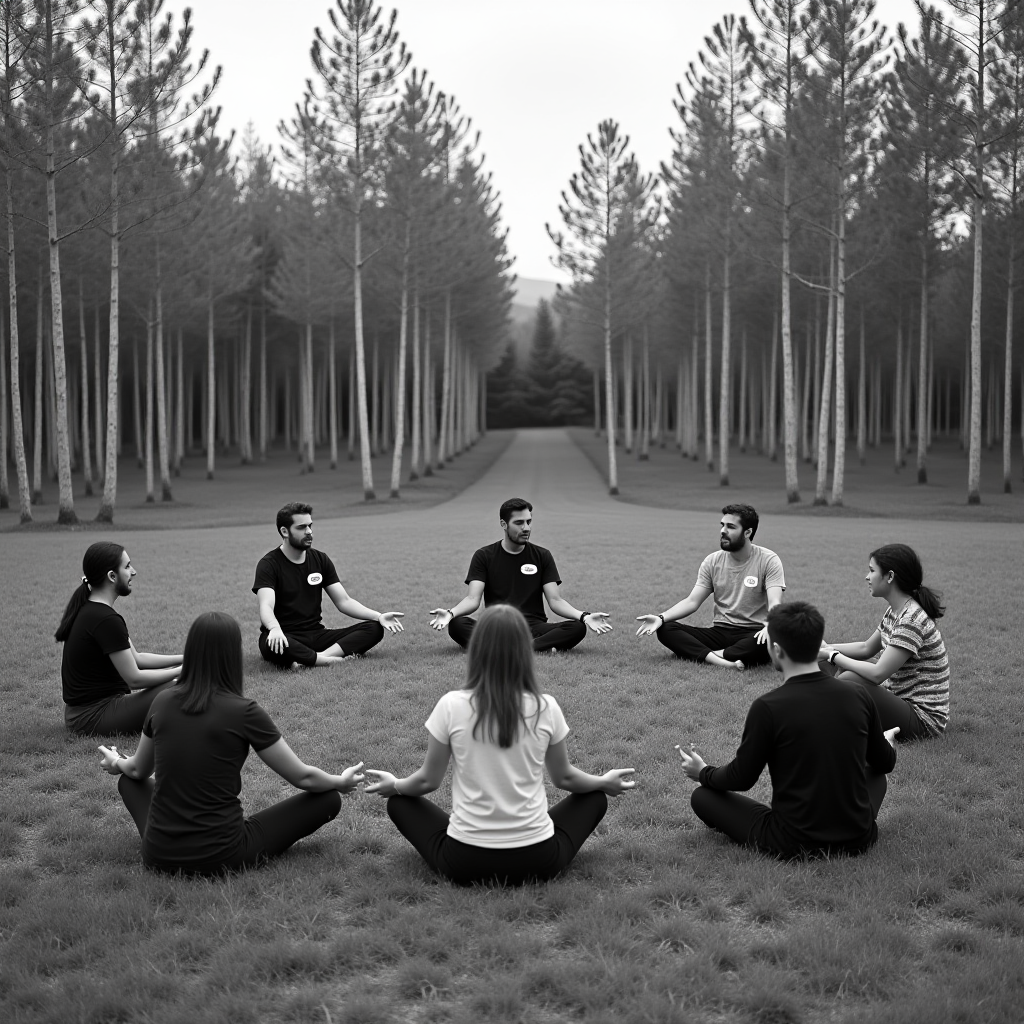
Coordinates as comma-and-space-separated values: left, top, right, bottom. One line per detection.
636, 504, 786, 670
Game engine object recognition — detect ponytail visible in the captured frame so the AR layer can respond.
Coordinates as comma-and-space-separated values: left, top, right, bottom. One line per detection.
871, 543, 945, 621
55, 542, 126, 642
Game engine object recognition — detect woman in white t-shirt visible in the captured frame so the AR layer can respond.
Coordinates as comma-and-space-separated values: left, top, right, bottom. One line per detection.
365, 604, 635, 885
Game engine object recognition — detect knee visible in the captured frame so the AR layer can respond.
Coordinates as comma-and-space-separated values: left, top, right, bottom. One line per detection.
690, 785, 713, 822
368, 620, 385, 643
321, 789, 343, 819
569, 620, 587, 644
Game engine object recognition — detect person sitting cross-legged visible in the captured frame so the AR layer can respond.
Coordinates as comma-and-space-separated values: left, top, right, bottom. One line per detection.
366, 604, 635, 886
677, 601, 899, 860
57, 542, 182, 736
429, 497, 612, 653
636, 504, 785, 670
818, 544, 948, 741
99, 612, 365, 876
253, 502, 404, 668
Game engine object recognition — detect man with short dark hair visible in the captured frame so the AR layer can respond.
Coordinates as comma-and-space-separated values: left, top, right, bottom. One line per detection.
676, 602, 899, 860
429, 497, 612, 652
253, 502, 404, 668
636, 504, 785, 669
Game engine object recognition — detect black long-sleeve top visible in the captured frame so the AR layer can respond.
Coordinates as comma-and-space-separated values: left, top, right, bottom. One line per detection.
699, 671, 897, 856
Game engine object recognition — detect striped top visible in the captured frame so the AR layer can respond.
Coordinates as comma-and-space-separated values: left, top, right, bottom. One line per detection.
879, 603, 949, 736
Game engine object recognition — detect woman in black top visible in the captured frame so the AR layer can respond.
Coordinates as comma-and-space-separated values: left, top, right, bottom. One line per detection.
56, 542, 182, 735
99, 611, 364, 875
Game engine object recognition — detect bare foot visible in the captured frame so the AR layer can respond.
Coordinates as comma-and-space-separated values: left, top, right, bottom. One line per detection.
705, 652, 745, 671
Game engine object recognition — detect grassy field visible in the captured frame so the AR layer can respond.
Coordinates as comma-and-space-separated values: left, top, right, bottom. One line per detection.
1, 430, 1023, 1024
569, 428, 1024, 523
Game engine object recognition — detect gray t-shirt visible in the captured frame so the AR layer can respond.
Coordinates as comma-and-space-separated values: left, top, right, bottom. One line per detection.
696, 545, 786, 627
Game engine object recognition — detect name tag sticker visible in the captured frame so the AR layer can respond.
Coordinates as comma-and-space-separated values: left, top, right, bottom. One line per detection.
743, 575, 758, 588
521, 564, 538, 575
307, 572, 323, 585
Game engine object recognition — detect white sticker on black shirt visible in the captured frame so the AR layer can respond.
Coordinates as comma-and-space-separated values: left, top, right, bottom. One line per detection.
307, 572, 323, 585
521, 564, 538, 575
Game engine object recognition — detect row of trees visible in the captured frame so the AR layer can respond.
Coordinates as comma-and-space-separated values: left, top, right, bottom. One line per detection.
0, 0, 514, 524
551, 0, 1023, 504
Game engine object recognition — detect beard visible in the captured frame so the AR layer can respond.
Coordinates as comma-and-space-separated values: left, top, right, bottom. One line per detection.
116, 579, 132, 597
287, 534, 312, 552
720, 534, 744, 552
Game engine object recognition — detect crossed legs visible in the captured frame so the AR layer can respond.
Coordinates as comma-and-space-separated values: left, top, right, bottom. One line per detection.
656, 622, 770, 669
448, 615, 587, 652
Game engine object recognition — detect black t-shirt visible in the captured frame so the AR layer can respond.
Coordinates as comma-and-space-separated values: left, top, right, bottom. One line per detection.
252, 547, 340, 634
141, 687, 282, 869
700, 671, 897, 856
465, 541, 561, 622
60, 602, 132, 706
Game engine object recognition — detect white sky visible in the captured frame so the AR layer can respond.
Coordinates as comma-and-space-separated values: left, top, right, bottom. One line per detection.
168, 0, 920, 286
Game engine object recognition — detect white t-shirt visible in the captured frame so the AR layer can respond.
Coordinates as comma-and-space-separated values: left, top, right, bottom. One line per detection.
425, 689, 570, 849
696, 545, 786, 627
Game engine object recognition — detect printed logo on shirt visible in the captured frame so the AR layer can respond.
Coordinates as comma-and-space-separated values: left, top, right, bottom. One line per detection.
743, 575, 758, 588
307, 572, 323, 585
521, 564, 538, 575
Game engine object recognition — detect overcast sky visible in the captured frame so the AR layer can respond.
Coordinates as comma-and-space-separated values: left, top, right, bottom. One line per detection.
167, 0, 921, 286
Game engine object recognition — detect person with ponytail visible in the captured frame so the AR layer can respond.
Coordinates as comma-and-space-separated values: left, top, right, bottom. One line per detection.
57, 543, 182, 736
365, 604, 635, 886
98, 612, 364, 875
820, 544, 949, 739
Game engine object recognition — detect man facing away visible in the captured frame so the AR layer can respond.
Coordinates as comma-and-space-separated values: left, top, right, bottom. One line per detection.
636, 504, 785, 670
429, 497, 612, 652
677, 601, 899, 860
253, 502, 404, 668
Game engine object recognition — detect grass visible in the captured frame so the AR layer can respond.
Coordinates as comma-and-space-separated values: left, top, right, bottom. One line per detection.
1, 428, 1023, 1023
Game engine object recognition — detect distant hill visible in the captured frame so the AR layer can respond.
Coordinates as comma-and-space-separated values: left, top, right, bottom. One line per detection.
513, 277, 559, 307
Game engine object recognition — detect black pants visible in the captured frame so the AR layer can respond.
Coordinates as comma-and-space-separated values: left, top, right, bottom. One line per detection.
448, 615, 587, 652
657, 621, 769, 666
258, 620, 385, 668
386, 791, 608, 886
65, 681, 176, 736
117, 774, 341, 875
690, 773, 887, 859
817, 664, 934, 741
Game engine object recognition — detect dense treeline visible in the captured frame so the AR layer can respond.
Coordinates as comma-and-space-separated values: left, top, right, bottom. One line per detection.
551, 0, 1024, 504
0, 0, 513, 523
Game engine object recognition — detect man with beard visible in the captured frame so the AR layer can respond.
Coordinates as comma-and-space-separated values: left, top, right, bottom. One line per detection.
675, 602, 898, 859
253, 502, 404, 668
636, 504, 785, 670
429, 497, 612, 652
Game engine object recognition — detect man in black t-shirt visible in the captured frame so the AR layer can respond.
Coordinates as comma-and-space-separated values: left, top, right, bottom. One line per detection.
428, 497, 612, 652
253, 502, 405, 668
676, 602, 899, 859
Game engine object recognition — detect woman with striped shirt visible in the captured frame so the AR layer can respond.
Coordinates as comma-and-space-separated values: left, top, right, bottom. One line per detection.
820, 544, 948, 740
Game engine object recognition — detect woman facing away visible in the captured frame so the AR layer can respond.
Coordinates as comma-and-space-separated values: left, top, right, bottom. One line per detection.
98, 611, 364, 875
820, 543, 949, 740
57, 542, 182, 736
365, 604, 635, 886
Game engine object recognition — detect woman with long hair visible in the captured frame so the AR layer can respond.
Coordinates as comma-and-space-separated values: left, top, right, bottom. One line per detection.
820, 544, 949, 740
365, 604, 634, 885
57, 542, 182, 735
98, 611, 364, 875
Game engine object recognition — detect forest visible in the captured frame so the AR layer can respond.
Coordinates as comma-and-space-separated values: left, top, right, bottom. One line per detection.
1, 0, 1022, 525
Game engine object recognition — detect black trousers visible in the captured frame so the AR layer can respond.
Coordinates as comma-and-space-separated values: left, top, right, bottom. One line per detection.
817, 663, 934, 741
448, 615, 587, 652
258, 620, 385, 668
386, 791, 608, 886
690, 772, 887, 860
117, 774, 341, 875
657, 621, 770, 666
65, 681, 176, 736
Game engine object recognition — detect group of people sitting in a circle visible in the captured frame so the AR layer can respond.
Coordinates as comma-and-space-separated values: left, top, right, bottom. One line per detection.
57, 498, 949, 880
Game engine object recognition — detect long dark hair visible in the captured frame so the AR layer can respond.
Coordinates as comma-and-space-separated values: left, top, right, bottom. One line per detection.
467, 605, 545, 748
176, 612, 244, 715
54, 542, 126, 642
871, 543, 945, 620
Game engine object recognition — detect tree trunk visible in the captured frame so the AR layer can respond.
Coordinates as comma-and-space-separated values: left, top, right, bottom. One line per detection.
410, 281, 421, 479
436, 290, 452, 468
738, 329, 747, 453
640, 326, 650, 460
594, 365, 601, 436
422, 313, 434, 476
77, 280, 93, 495
353, 212, 375, 499
814, 243, 836, 504
175, 328, 184, 473
719, 249, 731, 484
801, 320, 812, 462
206, 295, 216, 478
329, 316, 338, 469
780, 136, 799, 501
390, 229, 410, 497
92, 304, 103, 484
894, 317, 904, 471
768, 310, 779, 462
347, 343, 355, 461
603, 267, 618, 493
32, 277, 43, 503
623, 333, 634, 454
155, 275, 171, 499
857, 309, 866, 465
831, 207, 848, 506
144, 312, 154, 501
1003, 236, 1015, 492
240, 303, 252, 465
704, 263, 714, 471
0, 306, 7, 508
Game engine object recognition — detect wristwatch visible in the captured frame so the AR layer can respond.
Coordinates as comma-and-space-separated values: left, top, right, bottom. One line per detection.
828, 650, 839, 666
